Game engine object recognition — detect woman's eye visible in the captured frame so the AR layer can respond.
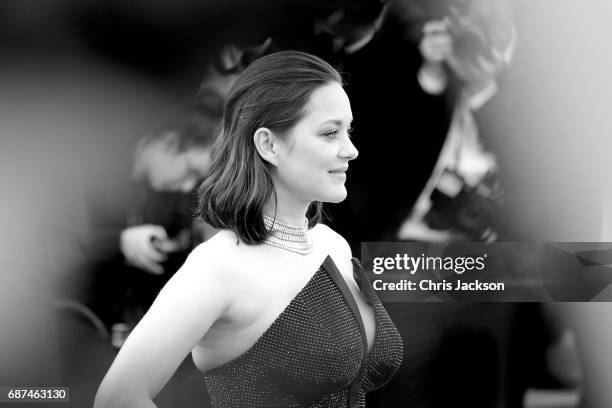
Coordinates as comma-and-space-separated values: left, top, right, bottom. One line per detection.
323, 130, 339, 138
322, 126, 354, 139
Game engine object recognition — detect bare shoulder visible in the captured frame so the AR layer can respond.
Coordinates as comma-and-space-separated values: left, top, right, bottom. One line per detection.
187, 230, 242, 273
312, 223, 354, 280
161, 231, 241, 305
313, 223, 352, 259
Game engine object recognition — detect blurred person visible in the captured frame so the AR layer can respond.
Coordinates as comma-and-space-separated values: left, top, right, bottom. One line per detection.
398, 0, 515, 243
109, 41, 275, 334
121, 116, 216, 274
88, 112, 217, 341
95, 51, 402, 408
121, 38, 275, 277
428, 1, 612, 406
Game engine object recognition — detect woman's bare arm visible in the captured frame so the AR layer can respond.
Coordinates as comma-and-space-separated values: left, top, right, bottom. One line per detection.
94, 242, 230, 407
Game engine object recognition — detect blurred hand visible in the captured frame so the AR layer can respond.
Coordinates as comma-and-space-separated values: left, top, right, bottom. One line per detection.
120, 224, 169, 274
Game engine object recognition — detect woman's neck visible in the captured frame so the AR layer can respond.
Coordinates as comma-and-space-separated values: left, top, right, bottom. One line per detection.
262, 197, 310, 226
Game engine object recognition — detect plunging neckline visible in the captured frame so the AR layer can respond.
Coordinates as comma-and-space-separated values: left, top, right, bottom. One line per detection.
205, 255, 378, 375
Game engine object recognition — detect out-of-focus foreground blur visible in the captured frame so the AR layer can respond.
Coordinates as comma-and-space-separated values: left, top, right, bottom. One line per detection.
2, 1, 612, 407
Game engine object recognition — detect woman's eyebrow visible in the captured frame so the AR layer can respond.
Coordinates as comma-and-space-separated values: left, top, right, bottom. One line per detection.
317, 118, 353, 127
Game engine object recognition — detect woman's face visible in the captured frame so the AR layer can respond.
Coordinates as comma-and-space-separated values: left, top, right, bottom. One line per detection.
273, 81, 358, 204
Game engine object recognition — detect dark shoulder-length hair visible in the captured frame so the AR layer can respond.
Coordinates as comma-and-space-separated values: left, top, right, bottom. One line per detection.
198, 50, 343, 245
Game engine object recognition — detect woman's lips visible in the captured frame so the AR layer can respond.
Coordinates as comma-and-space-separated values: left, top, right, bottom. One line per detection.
328, 170, 347, 179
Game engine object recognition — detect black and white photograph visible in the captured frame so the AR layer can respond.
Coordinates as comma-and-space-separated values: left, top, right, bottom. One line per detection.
2, 0, 612, 407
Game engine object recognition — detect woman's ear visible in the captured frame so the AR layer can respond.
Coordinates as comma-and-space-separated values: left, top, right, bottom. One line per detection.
253, 127, 279, 166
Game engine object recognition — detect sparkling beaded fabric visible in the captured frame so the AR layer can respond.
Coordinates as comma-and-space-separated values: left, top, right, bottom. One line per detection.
262, 215, 313, 255
203, 256, 403, 407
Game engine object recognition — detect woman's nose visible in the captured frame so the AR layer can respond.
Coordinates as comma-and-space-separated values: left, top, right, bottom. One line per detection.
340, 137, 359, 160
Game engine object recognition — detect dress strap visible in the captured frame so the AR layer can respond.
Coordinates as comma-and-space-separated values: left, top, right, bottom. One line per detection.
322, 255, 368, 408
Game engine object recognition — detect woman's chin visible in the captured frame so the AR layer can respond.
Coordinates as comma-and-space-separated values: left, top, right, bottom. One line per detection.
320, 188, 348, 204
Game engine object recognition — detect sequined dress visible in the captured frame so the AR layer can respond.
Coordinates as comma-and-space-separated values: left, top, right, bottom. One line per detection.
203, 256, 403, 407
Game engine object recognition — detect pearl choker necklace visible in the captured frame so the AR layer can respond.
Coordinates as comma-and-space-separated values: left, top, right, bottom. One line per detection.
263, 215, 313, 255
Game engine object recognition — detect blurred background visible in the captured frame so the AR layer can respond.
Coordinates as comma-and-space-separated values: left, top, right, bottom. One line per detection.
1, 0, 612, 407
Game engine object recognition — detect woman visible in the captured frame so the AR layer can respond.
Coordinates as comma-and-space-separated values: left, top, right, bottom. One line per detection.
95, 50, 402, 408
